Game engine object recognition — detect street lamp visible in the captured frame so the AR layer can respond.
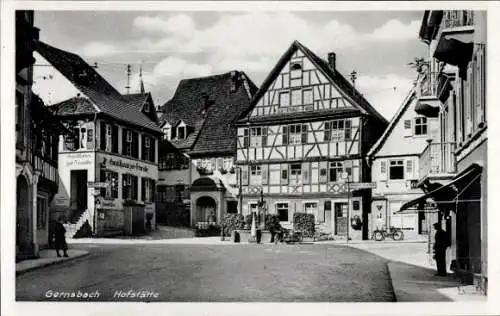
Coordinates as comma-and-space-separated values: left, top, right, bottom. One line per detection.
342, 172, 351, 242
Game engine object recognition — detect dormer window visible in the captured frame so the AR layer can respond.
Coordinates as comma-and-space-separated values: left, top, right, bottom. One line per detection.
162, 126, 171, 140
178, 126, 186, 139
144, 103, 150, 113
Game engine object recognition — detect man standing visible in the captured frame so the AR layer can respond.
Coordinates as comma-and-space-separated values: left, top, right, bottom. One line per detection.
433, 222, 449, 276
54, 216, 69, 257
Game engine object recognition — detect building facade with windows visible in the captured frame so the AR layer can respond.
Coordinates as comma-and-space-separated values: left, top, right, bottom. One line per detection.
367, 89, 440, 241
16, 11, 68, 260
156, 71, 257, 227
33, 41, 162, 237
235, 41, 388, 240
400, 10, 487, 287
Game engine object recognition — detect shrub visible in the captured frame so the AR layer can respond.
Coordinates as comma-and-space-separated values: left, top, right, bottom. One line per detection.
293, 212, 315, 238
264, 214, 281, 232
221, 213, 245, 236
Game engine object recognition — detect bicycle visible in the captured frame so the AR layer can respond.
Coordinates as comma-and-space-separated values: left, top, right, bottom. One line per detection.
372, 226, 404, 241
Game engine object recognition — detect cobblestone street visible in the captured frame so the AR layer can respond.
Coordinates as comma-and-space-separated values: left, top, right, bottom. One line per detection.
16, 243, 395, 302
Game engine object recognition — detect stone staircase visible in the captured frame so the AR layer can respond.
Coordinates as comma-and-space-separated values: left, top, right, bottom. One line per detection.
64, 209, 92, 238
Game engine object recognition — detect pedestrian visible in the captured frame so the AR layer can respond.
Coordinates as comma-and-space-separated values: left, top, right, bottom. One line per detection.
433, 222, 449, 276
54, 216, 69, 258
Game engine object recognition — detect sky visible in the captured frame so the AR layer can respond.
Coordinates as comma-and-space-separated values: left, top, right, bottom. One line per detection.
34, 10, 428, 120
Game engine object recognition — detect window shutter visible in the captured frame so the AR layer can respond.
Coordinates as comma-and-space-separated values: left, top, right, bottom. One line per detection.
301, 124, 308, 144
282, 126, 288, 145
141, 178, 146, 201
122, 128, 127, 155
151, 138, 156, 163
111, 125, 118, 153
87, 125, 94, 149
261, 164, 268, 185
319, 161, 328, 183
380, 160, 388, 181
262, 127, 268, 146
141, 135, 146, 160
151, 180, 156, 202
100, 169, 106, 196
280, 164, 288, 185
132, 132, 139, 158
243, 128, 249, 148
241, 165, 249, 185
406, 159, 414, 180
403, 120, 413, 137
100, 122, 106, 150
324, 122, 331, 141
73, 127, 80, 150
302, 162, 310, 184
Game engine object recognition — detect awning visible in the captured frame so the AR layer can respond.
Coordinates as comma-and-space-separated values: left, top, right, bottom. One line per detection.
399, 163, 482, 213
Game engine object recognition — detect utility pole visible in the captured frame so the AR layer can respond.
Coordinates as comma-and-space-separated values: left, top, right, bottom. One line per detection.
125, 64, 131, 95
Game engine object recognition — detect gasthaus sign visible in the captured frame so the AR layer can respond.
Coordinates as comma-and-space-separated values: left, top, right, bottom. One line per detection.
98, 153, 157, 178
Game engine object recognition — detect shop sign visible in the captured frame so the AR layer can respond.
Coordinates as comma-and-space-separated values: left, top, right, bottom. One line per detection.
65, 153, 93, 167
101, 156, 150, 173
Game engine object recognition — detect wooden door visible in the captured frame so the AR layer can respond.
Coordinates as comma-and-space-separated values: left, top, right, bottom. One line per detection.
334, 202, 348, 235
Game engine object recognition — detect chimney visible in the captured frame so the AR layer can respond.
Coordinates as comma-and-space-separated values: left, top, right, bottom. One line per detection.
327, 52, 336, 70
230, 71, 238, 92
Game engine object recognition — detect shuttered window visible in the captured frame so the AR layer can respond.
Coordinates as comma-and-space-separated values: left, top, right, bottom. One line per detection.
319, 161, 328, 183
403, 120, 413, 137
324, 122, 331, 141
380, 160, 388, 181
406, 160, 414, 179
261, 164, 268, 185
282, 126, 288, 145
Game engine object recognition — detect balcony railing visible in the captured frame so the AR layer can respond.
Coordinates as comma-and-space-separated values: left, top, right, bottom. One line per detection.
419, 142, 456, 179
419, 70, 439, 97
442, 10, 475, 29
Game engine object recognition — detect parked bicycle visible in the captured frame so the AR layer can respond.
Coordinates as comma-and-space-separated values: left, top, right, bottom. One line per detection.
372, 226, 404, 241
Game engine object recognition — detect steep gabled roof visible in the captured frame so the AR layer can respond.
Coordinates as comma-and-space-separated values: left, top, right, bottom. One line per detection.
35, 41, 161, 134
160, 71, 256, 156
238, 40, 388, 125
367, 88, 416, 158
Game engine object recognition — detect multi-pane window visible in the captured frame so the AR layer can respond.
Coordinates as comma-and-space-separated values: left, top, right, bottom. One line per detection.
279, 91, 290, 107
249, 127, 267, 147
250, 165, 262, 185
329, 162, 344, 182
389, 160, 405, 180
142, 178, 155, 203
324, 119, 352, 142
277, 203, 289, 222
303, 89, 313, 105
290, 164, 302, 185
122, 174, 138, 200
291, 89, 301, 106
289, 124, 302, 145
304, 202, 318, 221
101, 170, 118, 199
124, 129, 133, 156
414, 117, 427, 136
37, 196, 47, 229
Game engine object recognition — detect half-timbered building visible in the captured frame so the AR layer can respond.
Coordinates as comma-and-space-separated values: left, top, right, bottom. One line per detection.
157, 71, 257, 227
16, 11, 68, 260
33, 41, 162, 238
235, 41, 388, 240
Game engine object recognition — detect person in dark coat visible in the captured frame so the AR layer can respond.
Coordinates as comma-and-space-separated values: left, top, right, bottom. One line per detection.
54, 217, 69, 257
433, 222, 449, 276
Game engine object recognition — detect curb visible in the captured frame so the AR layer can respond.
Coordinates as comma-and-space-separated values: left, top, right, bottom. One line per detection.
16, 251, 90, 276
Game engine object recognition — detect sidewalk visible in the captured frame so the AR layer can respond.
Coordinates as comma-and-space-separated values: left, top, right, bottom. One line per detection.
348, 242, 487, 302
16, 249, 90, 275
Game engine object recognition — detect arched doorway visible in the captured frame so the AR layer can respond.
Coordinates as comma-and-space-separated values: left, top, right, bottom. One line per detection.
16, 175, 31, 256
196, 196, 216, 223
